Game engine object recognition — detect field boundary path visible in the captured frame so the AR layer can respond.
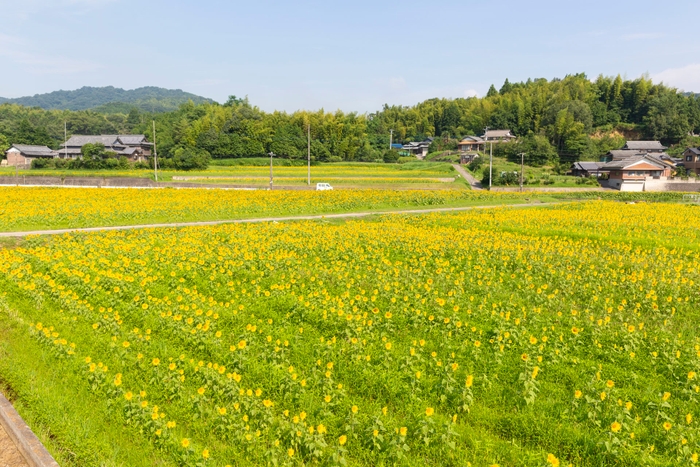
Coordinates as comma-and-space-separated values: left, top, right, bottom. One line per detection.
0, 391, 58, 467
451, 164, 483, 190
0, 202, 563, 238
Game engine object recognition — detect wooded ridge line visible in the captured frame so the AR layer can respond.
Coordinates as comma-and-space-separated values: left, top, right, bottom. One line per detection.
1, 74, 699, 165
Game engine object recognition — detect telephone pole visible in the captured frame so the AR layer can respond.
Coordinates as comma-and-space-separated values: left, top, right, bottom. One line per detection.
520, 152, 525, 192
489, 141, 493, 190
269, 151, 275, 190
389, 129, 394, 150
307, 124, 311, 186
485, 127, 493, 190
64, 122, 68, 160
153, 121, 159, 182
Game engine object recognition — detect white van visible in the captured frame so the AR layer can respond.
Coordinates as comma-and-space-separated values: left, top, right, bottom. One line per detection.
316, 183, 333, 191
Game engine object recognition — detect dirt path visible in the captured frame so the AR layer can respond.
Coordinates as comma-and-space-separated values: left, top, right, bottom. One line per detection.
452, 164, 483, 190
0, 202, 560, 238
0, 423, 28, 467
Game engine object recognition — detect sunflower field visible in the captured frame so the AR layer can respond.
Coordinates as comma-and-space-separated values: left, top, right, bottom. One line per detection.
0, 201, 699, 466
0, 186, 689, 232
0, 187, 528, 232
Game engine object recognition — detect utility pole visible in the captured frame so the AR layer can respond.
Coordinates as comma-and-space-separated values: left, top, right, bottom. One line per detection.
153, 121, 159, 182
64, 121, 68, 160
520, 152, 525, 192
307, 124, 311, 186
389, 129, 394, 150
269, 151, 275, 190
489, 141, 493, 190
484, 127, 492, 190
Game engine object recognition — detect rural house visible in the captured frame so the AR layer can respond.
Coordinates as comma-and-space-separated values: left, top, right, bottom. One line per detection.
59, 135, 153, 162
459, 153, 479, 164
602, 155, 673, 191
483, 129, 516, 142
602, 148, 678, 164
570, 161, 607, 177
402, 138, 433, 159
682, 147, 700, 175
457, 136, 484, 152
622, 140, 667, 153
4, 144, 59, 167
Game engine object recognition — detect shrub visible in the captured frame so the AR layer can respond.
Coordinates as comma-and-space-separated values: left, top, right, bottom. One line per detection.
172, 147, 211, 171
382, 150, 399, 163
398, 156, 417, 164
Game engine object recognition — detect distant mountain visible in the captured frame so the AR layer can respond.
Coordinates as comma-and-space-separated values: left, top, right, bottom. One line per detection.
0, 86, 215, 113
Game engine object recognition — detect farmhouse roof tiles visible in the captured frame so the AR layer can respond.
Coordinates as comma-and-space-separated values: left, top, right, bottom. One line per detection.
9, 144, 58, 157
62, 134, 151, 148
602, 155, 666, 170
483, 129, 514, 138
623, 140, 667, 151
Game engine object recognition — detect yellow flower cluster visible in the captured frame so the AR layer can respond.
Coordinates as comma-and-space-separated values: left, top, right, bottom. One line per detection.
1, 201, 698, 466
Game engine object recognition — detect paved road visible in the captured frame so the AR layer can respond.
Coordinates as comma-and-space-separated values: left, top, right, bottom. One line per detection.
0, 202, 560, 238
452, 164, 483, 190
0, 423, 28, 467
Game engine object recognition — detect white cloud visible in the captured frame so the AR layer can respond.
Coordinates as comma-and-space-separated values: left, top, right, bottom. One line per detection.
652, 64, 700, 92
464, 89, 479, 98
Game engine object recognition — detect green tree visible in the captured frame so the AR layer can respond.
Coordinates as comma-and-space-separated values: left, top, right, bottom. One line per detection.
126, 108, 141, 128
0, 134, 9, 159
499, 79, 513, 95
644, 92, 692, 142
172, 147, 211, 170
81, 143, 108, 160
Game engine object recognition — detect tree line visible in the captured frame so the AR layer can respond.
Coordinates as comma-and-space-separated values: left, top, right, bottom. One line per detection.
2, 73, 699, 168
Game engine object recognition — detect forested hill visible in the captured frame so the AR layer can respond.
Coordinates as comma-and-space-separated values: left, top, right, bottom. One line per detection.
0, 86, 214, 112
2, 74, 700, 166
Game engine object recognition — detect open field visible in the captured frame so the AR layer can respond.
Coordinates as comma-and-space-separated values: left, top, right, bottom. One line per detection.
0, 186, 693, 233
467, 156, 598, 187
0, 162, 469, 189
1, 201, 699, 466
0, 187, 560, 232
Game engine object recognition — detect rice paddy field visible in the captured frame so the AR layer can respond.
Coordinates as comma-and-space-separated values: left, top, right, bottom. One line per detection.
0, 162, 468, 189
1, 195, 700, 467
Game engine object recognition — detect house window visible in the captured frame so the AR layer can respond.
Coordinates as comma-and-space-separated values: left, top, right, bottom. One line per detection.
688, 156, 693, 162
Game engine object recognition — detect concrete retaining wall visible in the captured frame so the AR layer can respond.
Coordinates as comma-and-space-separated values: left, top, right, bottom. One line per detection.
0, 175, 156, 188
0, 392, 59, 467
665, 183, 700, 192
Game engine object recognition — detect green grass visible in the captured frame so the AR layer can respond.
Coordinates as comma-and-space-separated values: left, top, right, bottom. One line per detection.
0, 292, 170, 466
0, 202, 698, 466
0, 161, 456, 177
468, 157, 590, 187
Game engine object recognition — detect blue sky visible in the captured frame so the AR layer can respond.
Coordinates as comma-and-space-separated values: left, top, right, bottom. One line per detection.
1, 0, 699, 112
